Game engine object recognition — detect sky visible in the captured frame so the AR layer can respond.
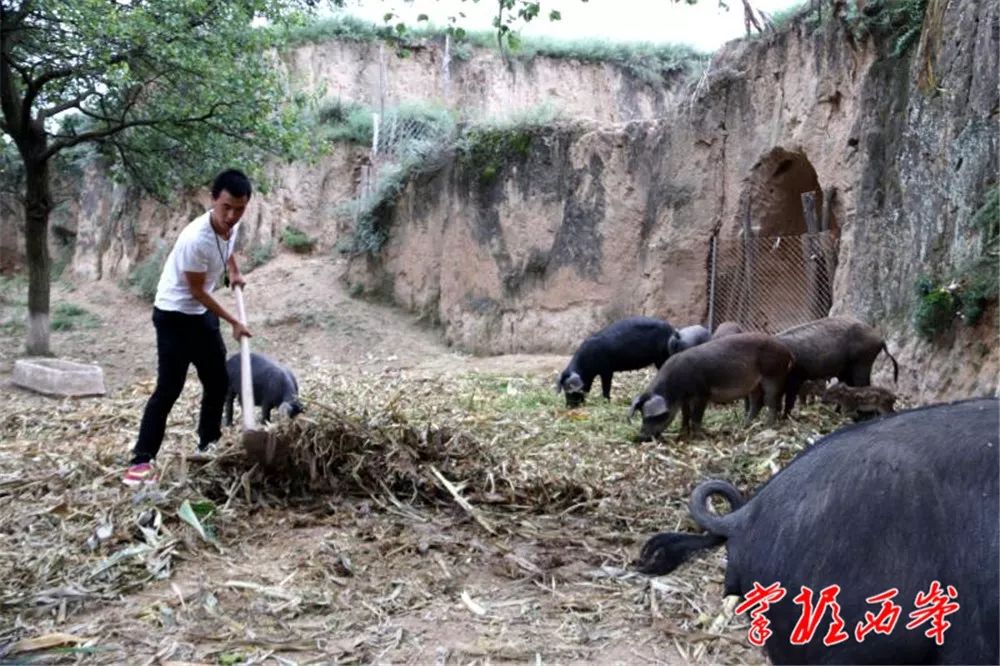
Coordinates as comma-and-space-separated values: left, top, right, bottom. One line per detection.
337, 0, 804, 52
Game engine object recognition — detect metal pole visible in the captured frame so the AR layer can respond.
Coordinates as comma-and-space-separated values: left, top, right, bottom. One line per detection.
741, 200, 753, 325
801, 191, 822, 319
443, 33, 451, 105
378, 43, 387, 119
708, 233, 718, 331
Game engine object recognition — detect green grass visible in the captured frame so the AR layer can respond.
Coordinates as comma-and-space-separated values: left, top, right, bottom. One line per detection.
0, 276, 26, 334
312, 99, 455, 157
245, 242, 275, 272
499, 35, 709, 84
51, 302, 100, 331
455, 106, 563, 187
312, 99, 375, 145
276, 15, 709, 81
768, 1, 809, 28
0, 275, 28, 307
454, 370, 755, 445
281, 226, 316, 253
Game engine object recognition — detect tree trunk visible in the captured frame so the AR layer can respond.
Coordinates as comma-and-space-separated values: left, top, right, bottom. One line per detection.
23, 157, 52, 356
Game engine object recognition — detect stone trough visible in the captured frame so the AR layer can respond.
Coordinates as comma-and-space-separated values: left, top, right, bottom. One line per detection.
12, 358, 106, 397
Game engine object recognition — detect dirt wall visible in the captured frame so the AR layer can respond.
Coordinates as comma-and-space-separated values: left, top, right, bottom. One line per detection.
1, 5, 996, 403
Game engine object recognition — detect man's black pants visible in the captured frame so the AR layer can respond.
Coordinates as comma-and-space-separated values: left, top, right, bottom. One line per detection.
132, 308, 228, 464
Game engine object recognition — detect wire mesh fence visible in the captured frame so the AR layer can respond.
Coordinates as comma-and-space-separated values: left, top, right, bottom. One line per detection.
350, 106, 456, 243
708, 230, 838, 334
345, 43, 458, 249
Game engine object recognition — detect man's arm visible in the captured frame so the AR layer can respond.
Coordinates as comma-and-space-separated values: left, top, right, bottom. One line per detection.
185, 271, 251, 340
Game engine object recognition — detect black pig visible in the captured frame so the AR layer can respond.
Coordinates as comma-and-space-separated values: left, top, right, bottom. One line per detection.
636, 398, 999, 665
556, 316, 674, 407
225, 352, 303, 425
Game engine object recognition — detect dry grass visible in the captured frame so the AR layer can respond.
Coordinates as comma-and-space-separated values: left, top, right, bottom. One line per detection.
0, 366, 852, 664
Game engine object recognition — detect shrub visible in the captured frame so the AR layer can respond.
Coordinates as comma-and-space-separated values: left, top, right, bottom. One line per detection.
855, 0, 930, 57
245, 242, 275, 272
457, 106, 557, 185
350, 162, 410, 253
315, 99, 375, 145
914, 279, 958, 340
281, 226, 315, 253
51, 302, 99, 331
768, 2, 809, 29
274, 15, 708, 82
914, 271, 997, 341
959, 263, 999, 326
127, 242, 168, 302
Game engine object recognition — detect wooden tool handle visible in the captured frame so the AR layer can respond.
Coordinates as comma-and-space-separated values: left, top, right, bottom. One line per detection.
233, 286, 257, 430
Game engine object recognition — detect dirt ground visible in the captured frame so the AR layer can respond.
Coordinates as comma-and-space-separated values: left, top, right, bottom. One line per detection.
0, 253, 797, 665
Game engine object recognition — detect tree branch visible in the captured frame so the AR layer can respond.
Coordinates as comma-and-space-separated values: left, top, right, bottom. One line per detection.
42, 117, 159, 158
0, 36, 25, 139
42, 98, 230, 161
38, 89, 97, 121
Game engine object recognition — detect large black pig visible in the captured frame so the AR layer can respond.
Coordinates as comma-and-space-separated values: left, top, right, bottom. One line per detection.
636, 398, 999, 665
556, 316, 674, 407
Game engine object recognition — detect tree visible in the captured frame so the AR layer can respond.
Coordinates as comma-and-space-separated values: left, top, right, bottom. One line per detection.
0, 0, 317, 355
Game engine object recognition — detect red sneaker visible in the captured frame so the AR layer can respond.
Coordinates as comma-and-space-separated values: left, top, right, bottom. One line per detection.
122, 462, 157, 487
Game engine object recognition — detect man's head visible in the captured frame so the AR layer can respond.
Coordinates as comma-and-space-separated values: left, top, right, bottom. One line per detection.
210, 169, 252, 237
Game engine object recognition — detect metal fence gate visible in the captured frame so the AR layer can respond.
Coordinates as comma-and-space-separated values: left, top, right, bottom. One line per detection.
707, 229, 838, 334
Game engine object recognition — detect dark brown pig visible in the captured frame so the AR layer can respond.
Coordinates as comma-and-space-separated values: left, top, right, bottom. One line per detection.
628, 333, 794, 439
777, 316, 898, 415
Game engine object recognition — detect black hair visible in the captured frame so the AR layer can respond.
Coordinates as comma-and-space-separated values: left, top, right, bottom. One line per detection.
211, 169, 253, 199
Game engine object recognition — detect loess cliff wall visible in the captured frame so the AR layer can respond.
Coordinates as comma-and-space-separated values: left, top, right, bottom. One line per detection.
1, 3, 996, 403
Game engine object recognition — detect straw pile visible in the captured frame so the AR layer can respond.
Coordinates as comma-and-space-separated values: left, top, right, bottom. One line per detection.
0, 366, 854, 663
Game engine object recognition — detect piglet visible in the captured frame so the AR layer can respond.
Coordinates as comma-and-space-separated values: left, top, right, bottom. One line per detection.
225, 352, 304, 426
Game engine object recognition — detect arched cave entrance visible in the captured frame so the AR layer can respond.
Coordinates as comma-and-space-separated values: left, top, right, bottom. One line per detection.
742, 147, 837, 236
708, 147, 839, 333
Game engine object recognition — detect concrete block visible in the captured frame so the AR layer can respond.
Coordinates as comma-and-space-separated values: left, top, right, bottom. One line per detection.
12, 358, 107, 397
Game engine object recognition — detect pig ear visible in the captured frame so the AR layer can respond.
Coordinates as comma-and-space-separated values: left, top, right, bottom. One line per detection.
642, 395, 668, 419
565, 373, 584, 393
628, 394, 647, 421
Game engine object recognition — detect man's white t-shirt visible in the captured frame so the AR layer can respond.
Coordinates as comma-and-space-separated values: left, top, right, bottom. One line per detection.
154, 212, 239, 314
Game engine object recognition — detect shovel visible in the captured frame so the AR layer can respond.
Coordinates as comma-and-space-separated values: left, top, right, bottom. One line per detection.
233, 285, 280, 466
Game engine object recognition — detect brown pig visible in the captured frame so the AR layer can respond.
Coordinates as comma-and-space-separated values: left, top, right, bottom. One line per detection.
711, 321, 745, 339
777, 316, 899, 415
821, 382, 898, 418
629, 333, 794, 439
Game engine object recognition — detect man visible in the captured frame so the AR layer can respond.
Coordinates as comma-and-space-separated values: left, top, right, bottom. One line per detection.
123, 169, 253, 486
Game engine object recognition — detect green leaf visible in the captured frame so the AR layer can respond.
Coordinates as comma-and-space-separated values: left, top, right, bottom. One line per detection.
218, 652, 244, 666
549, 10, 562, 21
178, 500, 221, 549
189, 499, 217, 520
417, 13, 429, 22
